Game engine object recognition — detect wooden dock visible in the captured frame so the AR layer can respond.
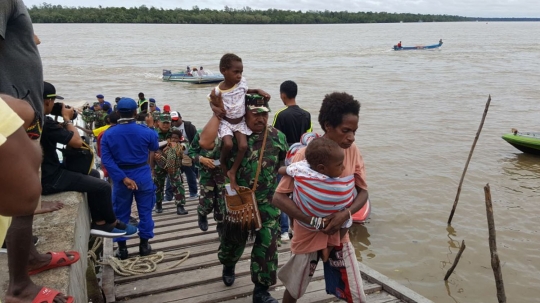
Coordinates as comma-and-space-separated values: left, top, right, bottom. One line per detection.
102, 200, 433, 303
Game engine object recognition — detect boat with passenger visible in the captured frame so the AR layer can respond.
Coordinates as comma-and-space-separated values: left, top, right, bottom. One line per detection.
162, 68, 224, 84
393, 39, 443, 51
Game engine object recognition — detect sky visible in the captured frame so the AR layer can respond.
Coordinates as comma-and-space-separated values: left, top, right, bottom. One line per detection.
23, 0, 540, 18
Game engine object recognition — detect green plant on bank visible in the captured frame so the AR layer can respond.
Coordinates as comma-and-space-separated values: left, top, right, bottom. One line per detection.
28, 3, 479, 24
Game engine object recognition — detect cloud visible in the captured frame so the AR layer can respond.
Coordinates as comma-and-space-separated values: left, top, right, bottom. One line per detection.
23, 0, 540, 18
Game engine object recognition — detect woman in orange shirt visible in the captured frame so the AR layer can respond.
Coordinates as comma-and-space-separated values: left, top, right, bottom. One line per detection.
273, 92, 369, 303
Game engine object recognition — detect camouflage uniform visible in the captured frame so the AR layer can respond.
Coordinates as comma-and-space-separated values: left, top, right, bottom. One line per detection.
155, 141, 186, 206
218, 125, 288, 287
188, 130, 225, 223
94, 110, 108, 128
153, 114, 173, 208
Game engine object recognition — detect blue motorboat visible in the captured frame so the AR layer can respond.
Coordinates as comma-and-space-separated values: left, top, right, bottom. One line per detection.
393, 39, 443, 51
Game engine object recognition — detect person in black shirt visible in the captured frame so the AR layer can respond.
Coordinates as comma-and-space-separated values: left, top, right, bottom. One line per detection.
40, 82, 136, 238
272, 80, 312, 241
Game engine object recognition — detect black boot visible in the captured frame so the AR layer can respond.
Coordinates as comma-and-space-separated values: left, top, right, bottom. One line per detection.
115, 241, 128, 260
222, 265, 235, 286
198, 213, 208, 231
155, 202, 163, 213
139, 238, 152, 256
176, 205, 188, 215
252, 283, 278, 303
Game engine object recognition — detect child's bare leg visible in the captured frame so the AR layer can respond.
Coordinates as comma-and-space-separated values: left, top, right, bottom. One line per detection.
220, 135, 233, 178
339, 228, 349, 240
321, 246, 334, 262
227, 131, 247, 191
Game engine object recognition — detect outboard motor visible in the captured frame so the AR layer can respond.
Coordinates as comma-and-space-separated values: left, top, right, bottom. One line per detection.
163, 69, 172, 76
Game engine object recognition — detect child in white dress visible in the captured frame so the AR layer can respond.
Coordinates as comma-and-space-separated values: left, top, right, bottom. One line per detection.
208, 53, 270, 190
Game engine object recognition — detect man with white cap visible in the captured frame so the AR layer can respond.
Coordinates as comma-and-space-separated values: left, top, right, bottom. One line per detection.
170, 111, 199, 198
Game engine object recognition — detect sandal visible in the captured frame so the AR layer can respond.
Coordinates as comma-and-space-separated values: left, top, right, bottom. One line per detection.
29, 251, 80, 276
31, 287, 73, 303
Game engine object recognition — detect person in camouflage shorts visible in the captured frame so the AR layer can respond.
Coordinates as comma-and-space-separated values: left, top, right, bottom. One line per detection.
201, 94, 288, 303
188, 129, 225, 234
153, 112, 172, 213
155, 129, 188, 215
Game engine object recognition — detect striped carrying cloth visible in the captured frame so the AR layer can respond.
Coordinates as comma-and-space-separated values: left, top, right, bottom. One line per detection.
292, 173, 356, 230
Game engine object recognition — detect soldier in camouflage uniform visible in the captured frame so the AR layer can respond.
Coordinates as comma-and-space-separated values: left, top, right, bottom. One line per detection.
188, 129, 225, 234
154, 129, 188, 215
201, 95, 288, 303
93, 102, 108, 128
153, 113, 172, 213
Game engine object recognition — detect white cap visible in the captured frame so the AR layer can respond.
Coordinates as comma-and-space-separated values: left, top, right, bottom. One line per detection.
170, 111, 180, 120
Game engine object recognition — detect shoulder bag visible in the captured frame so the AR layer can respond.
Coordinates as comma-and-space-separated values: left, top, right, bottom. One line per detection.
223, 127, 268, 237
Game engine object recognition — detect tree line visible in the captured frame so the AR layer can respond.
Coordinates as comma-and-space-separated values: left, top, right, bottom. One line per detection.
28, 4, 476, 24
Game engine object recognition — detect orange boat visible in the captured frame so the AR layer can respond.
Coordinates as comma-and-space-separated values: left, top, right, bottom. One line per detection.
352, 199, 371, 223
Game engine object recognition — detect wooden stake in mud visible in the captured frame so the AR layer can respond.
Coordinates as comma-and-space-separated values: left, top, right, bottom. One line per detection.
448, 95, 492, 225
444, 240, 466, 281
484, 184, 506, 303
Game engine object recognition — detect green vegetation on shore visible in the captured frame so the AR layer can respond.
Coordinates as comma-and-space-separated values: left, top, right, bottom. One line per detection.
29, 4, 475, 24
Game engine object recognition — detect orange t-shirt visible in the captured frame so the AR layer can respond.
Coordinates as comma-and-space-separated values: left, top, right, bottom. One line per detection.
275, 144, 367, 255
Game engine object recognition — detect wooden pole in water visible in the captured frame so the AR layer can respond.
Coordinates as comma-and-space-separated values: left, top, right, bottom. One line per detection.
444, 240, 466, 281
484, 184, 506, 303
448, 95, 491, 225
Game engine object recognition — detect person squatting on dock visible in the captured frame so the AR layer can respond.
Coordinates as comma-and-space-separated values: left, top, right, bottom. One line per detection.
101, 97, 159, 260
154, 128, 187, 212
200, 95, 288, 303
188, 129, 225, 235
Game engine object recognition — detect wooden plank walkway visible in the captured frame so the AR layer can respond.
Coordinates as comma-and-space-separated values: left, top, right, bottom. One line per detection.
103, 195, 432, 303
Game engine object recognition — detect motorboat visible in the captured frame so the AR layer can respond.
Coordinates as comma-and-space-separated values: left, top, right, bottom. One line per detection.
502, 129, 540, 155
162, 69, 223, 84
393, 40, 443, 51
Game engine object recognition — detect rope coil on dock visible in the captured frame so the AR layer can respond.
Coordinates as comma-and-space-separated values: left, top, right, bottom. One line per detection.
88, 237, 190, 277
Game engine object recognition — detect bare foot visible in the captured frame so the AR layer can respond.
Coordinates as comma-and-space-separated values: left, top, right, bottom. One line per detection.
5, 282, 70, 303
34, 201, 64, 215
227, 170, 239, 191
27, 251, 77, 272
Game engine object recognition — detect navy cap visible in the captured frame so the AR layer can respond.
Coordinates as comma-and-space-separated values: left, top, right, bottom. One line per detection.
116, 97, 138, 112
96, 94, 104, 99
149, 98, 156, 103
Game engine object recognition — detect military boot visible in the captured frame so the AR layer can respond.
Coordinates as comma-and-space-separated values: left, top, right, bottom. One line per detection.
222, 265, 235, 286
155, 202, 163, 213
252, 283, 278, 303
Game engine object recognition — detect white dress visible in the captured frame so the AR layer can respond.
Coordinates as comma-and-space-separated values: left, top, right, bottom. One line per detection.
212, 77, 252, 138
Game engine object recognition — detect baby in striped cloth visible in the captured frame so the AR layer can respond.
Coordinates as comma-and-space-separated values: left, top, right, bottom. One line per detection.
278, 137, 356, 261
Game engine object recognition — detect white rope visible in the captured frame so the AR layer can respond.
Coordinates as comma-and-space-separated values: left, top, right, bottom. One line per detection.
87, 236, 190, 277
101, 250, 190, 277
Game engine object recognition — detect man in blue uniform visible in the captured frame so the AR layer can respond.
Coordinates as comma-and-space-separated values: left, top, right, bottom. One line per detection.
101, 98, 159, 259
93, 94, 112, 114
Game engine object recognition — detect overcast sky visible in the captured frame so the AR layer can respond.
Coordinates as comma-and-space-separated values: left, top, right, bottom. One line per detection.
23, 0, 540, 18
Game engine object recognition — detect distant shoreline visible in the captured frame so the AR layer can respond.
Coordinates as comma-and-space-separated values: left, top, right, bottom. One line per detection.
28, 5, 540, 24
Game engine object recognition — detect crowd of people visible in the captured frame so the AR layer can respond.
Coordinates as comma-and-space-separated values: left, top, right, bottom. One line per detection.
0, 1, 371, 301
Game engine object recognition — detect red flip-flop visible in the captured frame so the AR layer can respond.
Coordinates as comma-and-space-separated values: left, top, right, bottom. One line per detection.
29, 251, 80, 276
31, 287, 73, 303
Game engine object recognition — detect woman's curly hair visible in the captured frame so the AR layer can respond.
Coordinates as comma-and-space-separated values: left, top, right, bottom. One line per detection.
318, 92, 360, 132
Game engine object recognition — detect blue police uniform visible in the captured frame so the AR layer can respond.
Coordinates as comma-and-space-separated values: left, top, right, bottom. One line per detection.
101, 98, 159, 244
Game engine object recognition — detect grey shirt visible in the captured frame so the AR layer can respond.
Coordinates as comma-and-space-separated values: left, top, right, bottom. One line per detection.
0, 0, 44, 121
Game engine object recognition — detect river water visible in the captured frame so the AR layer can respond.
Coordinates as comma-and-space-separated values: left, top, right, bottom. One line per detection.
34, 21, 540, 302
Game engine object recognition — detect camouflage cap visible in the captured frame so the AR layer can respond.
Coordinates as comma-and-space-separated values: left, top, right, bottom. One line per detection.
93, 101, 101, 107
245, 94, 271, 113
158, 113, 171, 122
